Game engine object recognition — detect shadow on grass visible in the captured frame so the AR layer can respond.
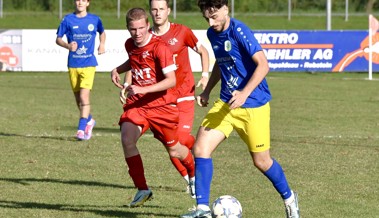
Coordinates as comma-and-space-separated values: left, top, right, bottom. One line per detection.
0, 177, 129, 189
0, 200, 178, 217
0, 178, 188, 217
0, 127, 121, 141
55, 126, 121, 134
0, 177, 187, 193
0, 132, 77, 141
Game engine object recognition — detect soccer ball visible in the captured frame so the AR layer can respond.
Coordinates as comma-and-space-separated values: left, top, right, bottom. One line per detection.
211, 195, 242, 218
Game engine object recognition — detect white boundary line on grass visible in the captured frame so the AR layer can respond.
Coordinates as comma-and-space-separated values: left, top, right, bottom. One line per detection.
10, 133, 378, 140
20, 133, 155, 138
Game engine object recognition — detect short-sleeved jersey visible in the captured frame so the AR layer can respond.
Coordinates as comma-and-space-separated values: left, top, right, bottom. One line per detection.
151, 23, 199, 98
56, 13, 105, 68
124, 34, 177, 109
207, 18, 271, 108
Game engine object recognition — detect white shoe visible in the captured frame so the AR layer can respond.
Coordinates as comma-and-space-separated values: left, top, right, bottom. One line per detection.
180, 207, 211, 218
188, 178, 195, 199
84, 119, 96, 140
285, 191, 300, 218
76, 130, 86, 141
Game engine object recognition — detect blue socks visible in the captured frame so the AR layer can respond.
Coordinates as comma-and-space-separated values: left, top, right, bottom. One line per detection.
78, 117, 88, 131
195, 158, 213, 206
194, 157, 292, 207
87, 114, 92, 123
264, 159, 292, 200
78, 114, 92, 131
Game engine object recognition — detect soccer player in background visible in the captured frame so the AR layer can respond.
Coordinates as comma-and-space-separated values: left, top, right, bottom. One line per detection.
148, 0, 210, 198
180, 0, 300, 218
110, 7, 195, 207
56, 0, 106, 140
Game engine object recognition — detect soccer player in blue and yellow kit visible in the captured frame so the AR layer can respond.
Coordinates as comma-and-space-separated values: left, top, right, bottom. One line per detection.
56, 0, 106, 140
180, 0, 300, 218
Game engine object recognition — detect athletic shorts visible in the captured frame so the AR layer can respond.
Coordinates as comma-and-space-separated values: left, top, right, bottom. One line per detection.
68, 67, 96, 92
201, 99, 270, 153
119, 104, 179, 147
177, 97, 195, 134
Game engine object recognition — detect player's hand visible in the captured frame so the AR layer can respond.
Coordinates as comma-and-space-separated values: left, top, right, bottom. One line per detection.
127, 85, 146, 96
119, 82, 129, 104
111, 69, 124, 89
228, 90, 248, 110
69, 41, 78, 52
196, 93, 209, 107
98, 43, 105, 55
196, 75, 209, 90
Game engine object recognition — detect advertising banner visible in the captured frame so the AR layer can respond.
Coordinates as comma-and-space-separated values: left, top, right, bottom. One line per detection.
255, 30, 379, 72
22, 29, 130, 72
3, 29, 379, 72
0, 30, 22, 71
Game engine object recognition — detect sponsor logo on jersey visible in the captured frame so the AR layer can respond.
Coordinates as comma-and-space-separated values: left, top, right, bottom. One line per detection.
76, 45, 88, 55
168, 38, 178, 45
142, 51, 150, 58
88, 24, 94, 31
224, 40, 232, 52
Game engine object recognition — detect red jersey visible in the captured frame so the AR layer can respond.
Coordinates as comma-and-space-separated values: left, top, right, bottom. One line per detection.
124, 34, 177, 109
151, 23, 199, 99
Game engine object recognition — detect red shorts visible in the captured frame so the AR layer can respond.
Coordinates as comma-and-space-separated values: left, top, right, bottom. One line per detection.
177, 98, 195, 134
119, 104, 179, 147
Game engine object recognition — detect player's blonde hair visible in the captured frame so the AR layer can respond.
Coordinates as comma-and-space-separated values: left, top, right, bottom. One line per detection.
126, 8, 149, 28
149, 0, 169, 7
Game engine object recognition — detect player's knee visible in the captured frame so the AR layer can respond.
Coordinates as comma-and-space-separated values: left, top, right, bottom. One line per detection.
253, 156, 273, 172
166, 146, 180, 158
193, 144, 212, 158
121, 135, 137, 149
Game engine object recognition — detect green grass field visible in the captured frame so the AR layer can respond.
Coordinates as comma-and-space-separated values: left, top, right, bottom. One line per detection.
1, 10, 378, 218
1, 72, 379, 217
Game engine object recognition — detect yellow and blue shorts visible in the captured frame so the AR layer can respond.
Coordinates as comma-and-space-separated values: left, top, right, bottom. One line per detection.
68, 67, 96, 92
201, 99, 270, 153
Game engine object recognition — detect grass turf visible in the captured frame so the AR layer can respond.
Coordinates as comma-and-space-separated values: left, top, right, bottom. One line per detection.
0, 71, 378, 217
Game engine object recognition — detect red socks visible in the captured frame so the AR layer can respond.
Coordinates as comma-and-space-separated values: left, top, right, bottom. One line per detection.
170, 157, 188, 177
125, 154, 148, 190
181, 151, 195, 178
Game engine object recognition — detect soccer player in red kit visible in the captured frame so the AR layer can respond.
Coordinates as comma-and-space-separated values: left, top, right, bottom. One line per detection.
148, 0, 210, 198
110, 7, 195, 207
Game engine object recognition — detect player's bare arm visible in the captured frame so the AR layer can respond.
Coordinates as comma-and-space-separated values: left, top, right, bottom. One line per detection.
124, 70, 132, 85
98, 32, 106, 55
119, 71, 132, 104
228, 51, 269, 109
128, 70, 176, 96
195, 44, 210, 90
56, 37, 77, 52
196, 62, 221, 107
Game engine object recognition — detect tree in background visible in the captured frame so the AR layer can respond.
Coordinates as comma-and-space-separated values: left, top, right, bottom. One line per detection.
1, 0, 378, 13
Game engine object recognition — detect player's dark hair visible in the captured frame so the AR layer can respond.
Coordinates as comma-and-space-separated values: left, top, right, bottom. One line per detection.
197, 0, 228, 13
126, 8, 149, 28
149, 0, 170, 7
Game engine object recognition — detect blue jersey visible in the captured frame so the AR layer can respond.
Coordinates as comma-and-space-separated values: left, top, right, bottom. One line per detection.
56, 13, 105, 68
207, 18, 271, 108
